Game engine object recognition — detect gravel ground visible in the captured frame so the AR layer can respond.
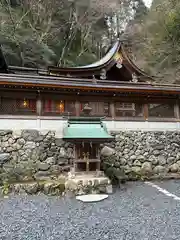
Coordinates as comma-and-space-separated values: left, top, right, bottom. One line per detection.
1, 181, 180, 240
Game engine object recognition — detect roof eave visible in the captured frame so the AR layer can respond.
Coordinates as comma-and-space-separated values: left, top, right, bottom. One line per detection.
0, 78, 179, 95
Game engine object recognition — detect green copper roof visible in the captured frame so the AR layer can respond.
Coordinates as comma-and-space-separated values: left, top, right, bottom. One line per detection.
63, 118, 113, 140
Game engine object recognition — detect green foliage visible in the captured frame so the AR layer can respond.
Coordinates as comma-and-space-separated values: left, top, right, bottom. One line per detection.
0, 0, 143, 68
2, 181, 10, 195
128, 170, 144, 181
102, 161, 126, 185
127, 0, 180, 83
165, 8, 180, 42
0, 0, 111, 67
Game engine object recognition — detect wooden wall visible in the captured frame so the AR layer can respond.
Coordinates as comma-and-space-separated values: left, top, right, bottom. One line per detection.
0, 90, 179, 122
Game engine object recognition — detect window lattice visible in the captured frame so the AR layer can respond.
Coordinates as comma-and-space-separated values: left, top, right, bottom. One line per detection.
148, 103, 174, 118
80, 102, 110, 116
115, 102, 142, 117
0, 97, 36, 115
42, 100, 76, 116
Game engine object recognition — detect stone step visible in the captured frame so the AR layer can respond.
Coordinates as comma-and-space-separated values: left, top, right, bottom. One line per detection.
65, 175, 112, 195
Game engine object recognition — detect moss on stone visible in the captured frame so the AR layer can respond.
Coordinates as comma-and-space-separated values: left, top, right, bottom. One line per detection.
2, 181, 10, 195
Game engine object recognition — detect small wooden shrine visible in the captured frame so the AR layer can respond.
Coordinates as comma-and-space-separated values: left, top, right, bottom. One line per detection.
63, 105, 113, 175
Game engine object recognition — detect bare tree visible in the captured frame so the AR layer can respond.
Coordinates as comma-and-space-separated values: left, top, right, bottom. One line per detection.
0, 0, 136, 67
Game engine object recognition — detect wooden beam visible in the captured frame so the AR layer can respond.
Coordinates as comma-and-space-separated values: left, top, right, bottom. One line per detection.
1, 80, 180, 96
0, 90, 36, 98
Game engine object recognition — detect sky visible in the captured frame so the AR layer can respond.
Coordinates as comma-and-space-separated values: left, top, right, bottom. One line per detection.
143, 0, 153, 8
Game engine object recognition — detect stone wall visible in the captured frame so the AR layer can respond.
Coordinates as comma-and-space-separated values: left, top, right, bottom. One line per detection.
1, 129, 180, 187
0, 130, 73, 184
101, 131, 180, 180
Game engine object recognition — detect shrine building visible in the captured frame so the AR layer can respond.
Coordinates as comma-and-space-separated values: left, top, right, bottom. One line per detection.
0, 40, 180, 135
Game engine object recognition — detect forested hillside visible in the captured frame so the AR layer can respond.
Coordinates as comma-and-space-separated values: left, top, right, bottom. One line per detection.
0, 0, 145, 68
1, 0, 179, 84
127, 0, 180, 84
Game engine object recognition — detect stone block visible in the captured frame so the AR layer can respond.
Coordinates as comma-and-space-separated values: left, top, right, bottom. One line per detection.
137, 155, 145, 162
153, 150, 160, 156
60, 165, 71, 172
17, 138, 26, 146
57, 157, 68, 166
99, 178, 109, 185
101, 146, 115, 157
37, 162, 50, 171
45, 157, 56, 165
0, 130, 12, 136
153, 165, 166, 174
120, 158, 127, 165
59, 147, 67, 158
65, 179, 78, 191
55, 139, 65, 147
34, 171, 51, 181
133, 160, 141, 167
12, 143, 22, 150
131, 166, 141, 174
98, 185, 107, 193
0, 153, 10, 164
158, 155, 166, 165
141, 162, 152, 174
50, 165, 61, 175
21, 130, 39, 141
167, 157, 175, 164
169, 163, 179, 173
130, 155, 136, 161
23, 183, 39, 194
24, 142, 36, 149
106, 185, 113, 194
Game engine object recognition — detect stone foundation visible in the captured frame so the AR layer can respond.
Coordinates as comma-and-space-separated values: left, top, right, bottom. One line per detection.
0, 179, 66, 196
65, 173, 112, 195
0, 129, 112, 196
0, 129, 74, 184
0, 176, 112, 197
1, 129, 180, 195
101, 131, 180, 181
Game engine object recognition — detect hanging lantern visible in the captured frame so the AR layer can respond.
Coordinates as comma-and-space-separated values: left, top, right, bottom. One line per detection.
59, 101, 64, 112
22, 99, 28, 108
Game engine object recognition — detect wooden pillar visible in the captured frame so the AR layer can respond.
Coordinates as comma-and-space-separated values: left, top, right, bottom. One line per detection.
174, 101, 180, 120
75, 100, 80, 116
97, 161, 100, 171
143, 104, 148, 121
86, 160, 89, 172
110, 102, 115, 119
36, 97, 42, 116
73, 145, 76, 159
